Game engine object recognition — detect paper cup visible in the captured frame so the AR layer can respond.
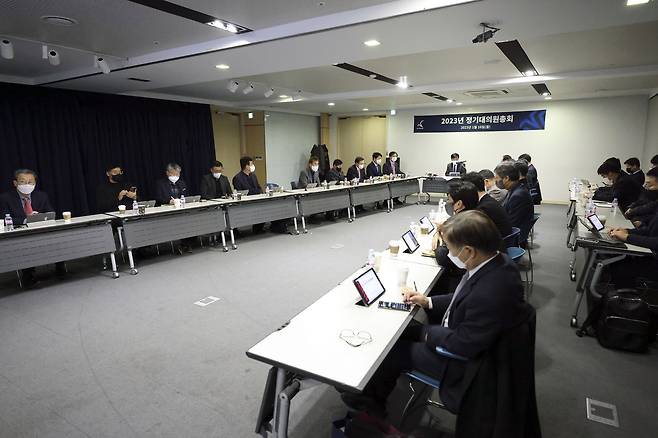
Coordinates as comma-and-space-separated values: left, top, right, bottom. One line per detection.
374, 253, 382, 272
173, 198, 181, 208
389, 240, 400, 256
420, 224, 429, 235
62, 211, 72, 221
118, 205, 126, 214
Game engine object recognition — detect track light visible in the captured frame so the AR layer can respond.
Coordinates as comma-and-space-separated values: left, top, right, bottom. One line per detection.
94, 55, 110, 74
48, 49, 60, 66
243, 83, 254, 95
396, 75, 408, 89
264, 88, 274, 98
1, 39, 14, 59
227, 80, 240, 93
472, 23, 500, 44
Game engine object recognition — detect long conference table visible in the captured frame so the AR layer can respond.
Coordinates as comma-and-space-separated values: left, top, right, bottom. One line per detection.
0, 177, 426, 280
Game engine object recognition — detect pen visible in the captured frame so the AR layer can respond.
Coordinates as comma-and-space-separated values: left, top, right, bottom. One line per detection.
414, 281, 418, 291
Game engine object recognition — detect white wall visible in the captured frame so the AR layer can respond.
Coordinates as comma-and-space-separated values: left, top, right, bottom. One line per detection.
264, 111, 319, 187
387, 96, 649, 203
644, 96, 658, 167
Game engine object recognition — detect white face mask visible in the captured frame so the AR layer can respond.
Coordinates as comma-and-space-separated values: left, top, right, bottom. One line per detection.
358, 164, 364, 170
311, 165, 319, 172
375, 159, 382, 165
212, 172, 222, 179
391, 157, 397, 162
17, 184, 35, 195
447, 247, 468, 270
168, 175, 179, 184
249, 164, 256, 173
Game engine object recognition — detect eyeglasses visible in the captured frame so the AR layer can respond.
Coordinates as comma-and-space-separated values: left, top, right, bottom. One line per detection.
339, 329, 372, 347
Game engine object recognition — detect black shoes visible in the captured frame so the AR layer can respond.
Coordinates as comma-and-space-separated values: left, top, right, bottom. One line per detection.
340, 392, 387, 418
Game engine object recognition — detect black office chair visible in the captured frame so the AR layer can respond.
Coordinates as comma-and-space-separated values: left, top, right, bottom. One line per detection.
290, 181, 298, 190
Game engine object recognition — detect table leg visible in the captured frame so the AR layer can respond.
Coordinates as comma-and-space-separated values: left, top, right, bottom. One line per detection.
15, 270, 23, 289
109, 253, 119, 279
347, 206, 352, 223
221, 232, 228, 252
127, 249, 138, 275
272, 367, 286, 438
292, 218, 300, 235
301, 216, 307, 234
230, 229, 237, 250
352, 206, 357, 220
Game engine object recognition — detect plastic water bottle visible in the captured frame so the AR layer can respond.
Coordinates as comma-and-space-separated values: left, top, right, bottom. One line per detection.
611, 198, 618, 213
367, 249, 375, 267
180, 194, 186, 207
4, 214, 13, 231
132, 199, 139, 210
265, 185, 270, 195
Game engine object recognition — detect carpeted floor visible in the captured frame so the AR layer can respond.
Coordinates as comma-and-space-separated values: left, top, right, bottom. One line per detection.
0, 202, 656, 437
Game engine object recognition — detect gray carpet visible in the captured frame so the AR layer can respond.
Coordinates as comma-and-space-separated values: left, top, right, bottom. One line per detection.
0, 203, 656, 437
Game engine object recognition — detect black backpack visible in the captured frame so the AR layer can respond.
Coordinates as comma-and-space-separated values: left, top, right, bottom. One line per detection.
596, 289, 652, 353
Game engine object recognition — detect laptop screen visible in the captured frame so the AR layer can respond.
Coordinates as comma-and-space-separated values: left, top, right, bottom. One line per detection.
587, 214, 605, 232
401, 230, 420, 253
353, 268, 386, 306
419, 216, 435, 234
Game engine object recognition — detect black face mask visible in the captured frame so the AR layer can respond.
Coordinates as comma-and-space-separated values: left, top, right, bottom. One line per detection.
111, 174, 124, 183
336, 167, 342, 172
626, 168, 633, 174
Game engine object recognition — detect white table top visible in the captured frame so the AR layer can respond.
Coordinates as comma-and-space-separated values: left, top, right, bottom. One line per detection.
105, 200, 223, 219
0, 213, 113, 236
247, 256, 441, 391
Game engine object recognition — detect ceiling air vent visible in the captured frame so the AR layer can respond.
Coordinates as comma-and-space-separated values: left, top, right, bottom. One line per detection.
463, 89, 510, 99
128, 77, 151, 82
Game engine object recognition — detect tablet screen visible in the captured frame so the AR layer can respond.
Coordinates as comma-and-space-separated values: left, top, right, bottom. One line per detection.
587, 214, 605, 232
353, 268, 385, 306
419, 216, 435, 234
401, 230, 420, 253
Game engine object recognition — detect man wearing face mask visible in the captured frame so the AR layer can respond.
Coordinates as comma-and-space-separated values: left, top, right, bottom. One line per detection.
96, 164, 137, 213
625, 167, 658, 227
495, 161, 534, 245
326, 159, 345, 182
298, 156, 321, 189
596, 158, 642, 212
232, 156, 262, 195
478, 169, 508, 203
366, 152, 384, 178
342, 211, 533, 423
346, 157, 366, 183
445, 153, 466, 176
623, 157, 645, 187
383, 151, 403, 176
154, 163, 188, 206
200, 160, 232, 199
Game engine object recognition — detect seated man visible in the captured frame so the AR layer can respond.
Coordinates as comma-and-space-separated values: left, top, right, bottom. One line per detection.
154, 163, 188, 206
298, 156, 321, 189
96, 164, 137, 213
200, 160, 232, 199
597, 158, 643, 212
461, 172, 513, 238
326, 159, 345, 182
232, 156, 262, 195
445, 153, 466, 176
625, 167, 658, 227
652, 154, 658, 169
383, 151, 403, 176
341, 211, 530, 415
346, 157, 366, 183
0, 168, 63, 287
609, 209, 658, 287
624, 157, 645, 187
478, 169, 507, 202
366, 152, 383, 178
495, 161, 534, 244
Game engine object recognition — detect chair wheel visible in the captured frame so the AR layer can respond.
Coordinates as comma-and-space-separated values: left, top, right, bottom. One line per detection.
570, 317, 578, 328
112, 272, 120, 279
232, 245, 238, 250
130, 268, 138, 275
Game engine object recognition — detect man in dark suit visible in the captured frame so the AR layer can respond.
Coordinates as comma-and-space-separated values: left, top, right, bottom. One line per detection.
0, 168, 63, 287
625, 167, 658, 227
597, 158, 643, 212
495, 161, 534, 244
366, 152, 383, 178
298, 156, 321, 189
624, 157, 645, 187
232, 156, 262, 195
154, 163, 188, 206
519, 154, 542, 205
609, 208, 658, 287
445, 153, 466, 176
346, 157, 366, 183
96, 164, 137, 213
200, 160, 232, 199
461, 172, 513, 238
326, 159, 345, 182
383, 151, 403, 176
341, 211, 530, 415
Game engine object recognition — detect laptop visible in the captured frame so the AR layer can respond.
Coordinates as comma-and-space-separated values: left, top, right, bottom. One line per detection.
353, 267, 386, 306
184, 195, 201, 203
26, 212, 56, 223
306, 183, 318, 189
578, 215, 625, 246
138, 200, 156, 208
401, 230, 420, 254
419, 216, 436, 234
326, 181, 337, 186
237, 190, 250, 196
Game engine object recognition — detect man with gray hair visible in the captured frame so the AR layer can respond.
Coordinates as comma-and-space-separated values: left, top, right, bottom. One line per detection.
495, 161, 534, 244
154, 162, 188, 206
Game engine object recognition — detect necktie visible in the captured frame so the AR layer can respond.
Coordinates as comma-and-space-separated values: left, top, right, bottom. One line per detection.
392, 163, 395, 173
441, 272, 470, 327
453, 162, 457, 173
23, 198, 33, 215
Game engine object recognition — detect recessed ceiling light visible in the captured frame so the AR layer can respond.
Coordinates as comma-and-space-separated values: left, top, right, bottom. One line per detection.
279, 95, 289, 98
364, 40, 381, 47
41, 16, 78, 26
369, 74, 377, 79
627, 0, 650, 5
456, 102, 463, 106
390, 109, 396, 116
544, 96, 552, 100
362, 108, 369, 111
215, 64, 230, 70
396, 75, 409, 89
541, 92, 549, 97
524, 70, 537, 76
328, 102, 335, 106
446, 99, 454, 103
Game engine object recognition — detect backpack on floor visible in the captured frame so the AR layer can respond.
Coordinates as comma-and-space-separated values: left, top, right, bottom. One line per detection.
596, 289, 652, 353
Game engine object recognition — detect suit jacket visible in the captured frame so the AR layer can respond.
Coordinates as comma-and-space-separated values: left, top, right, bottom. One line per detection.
366, 162, 382, 178
502, 182, 534, 243
628, 210, 658, 259
154, 178, 188, 205
526, 164, 542, 205
486, 186, 508, 203
298, 168, 321, 189
628, 169, 645, 187
0, 190, 54, 224
424, 254, 530, 413
346, 165, 365, 182
200, 174, 232, 199
326, 168, 345, 182
611, 173, 643, 212
445, 162, 466, 176
478, 193, 513, 239
383, 160, 403, 175
232, 171, 262, 195
96, 181, 136, 213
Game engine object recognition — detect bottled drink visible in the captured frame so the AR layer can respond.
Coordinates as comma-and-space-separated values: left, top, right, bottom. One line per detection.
611, 198, 618, 210
132, 200, 139, 210
180, 195, 186, 207
265, 185, 270, 195
367, 249, 375, 267
4, 214, 13, 231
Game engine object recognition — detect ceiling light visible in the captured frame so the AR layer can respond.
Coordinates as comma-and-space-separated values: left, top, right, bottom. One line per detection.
541, 92, 549, 97
328, 102, 335, 106
524, 70, 537, 76
208, 20, 226, 30
226, 23, 238, 33
94, 56, 110, 74
1, 39, 13, 60
456, 102, 463, 106
390, 109, 396, 116
544, 96, 552, 100
264, 88, 274, 98
626, 0, 650, 5
362, 108, 369, 111
396, 75, 408, 89
227, 80, 240, 93
446, 99, 454, 103
215, 64, 230, 70
279, 95, 289, 99
364, 40, 381, 47
369, 74, 377, 79
48, 49, 60, 66
243, 83, 255, 95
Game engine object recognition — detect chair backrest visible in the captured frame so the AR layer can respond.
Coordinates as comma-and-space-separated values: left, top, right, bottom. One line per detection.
503, 227, 521, 248
290, 181, 298, 190
530, 214, 540, 229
